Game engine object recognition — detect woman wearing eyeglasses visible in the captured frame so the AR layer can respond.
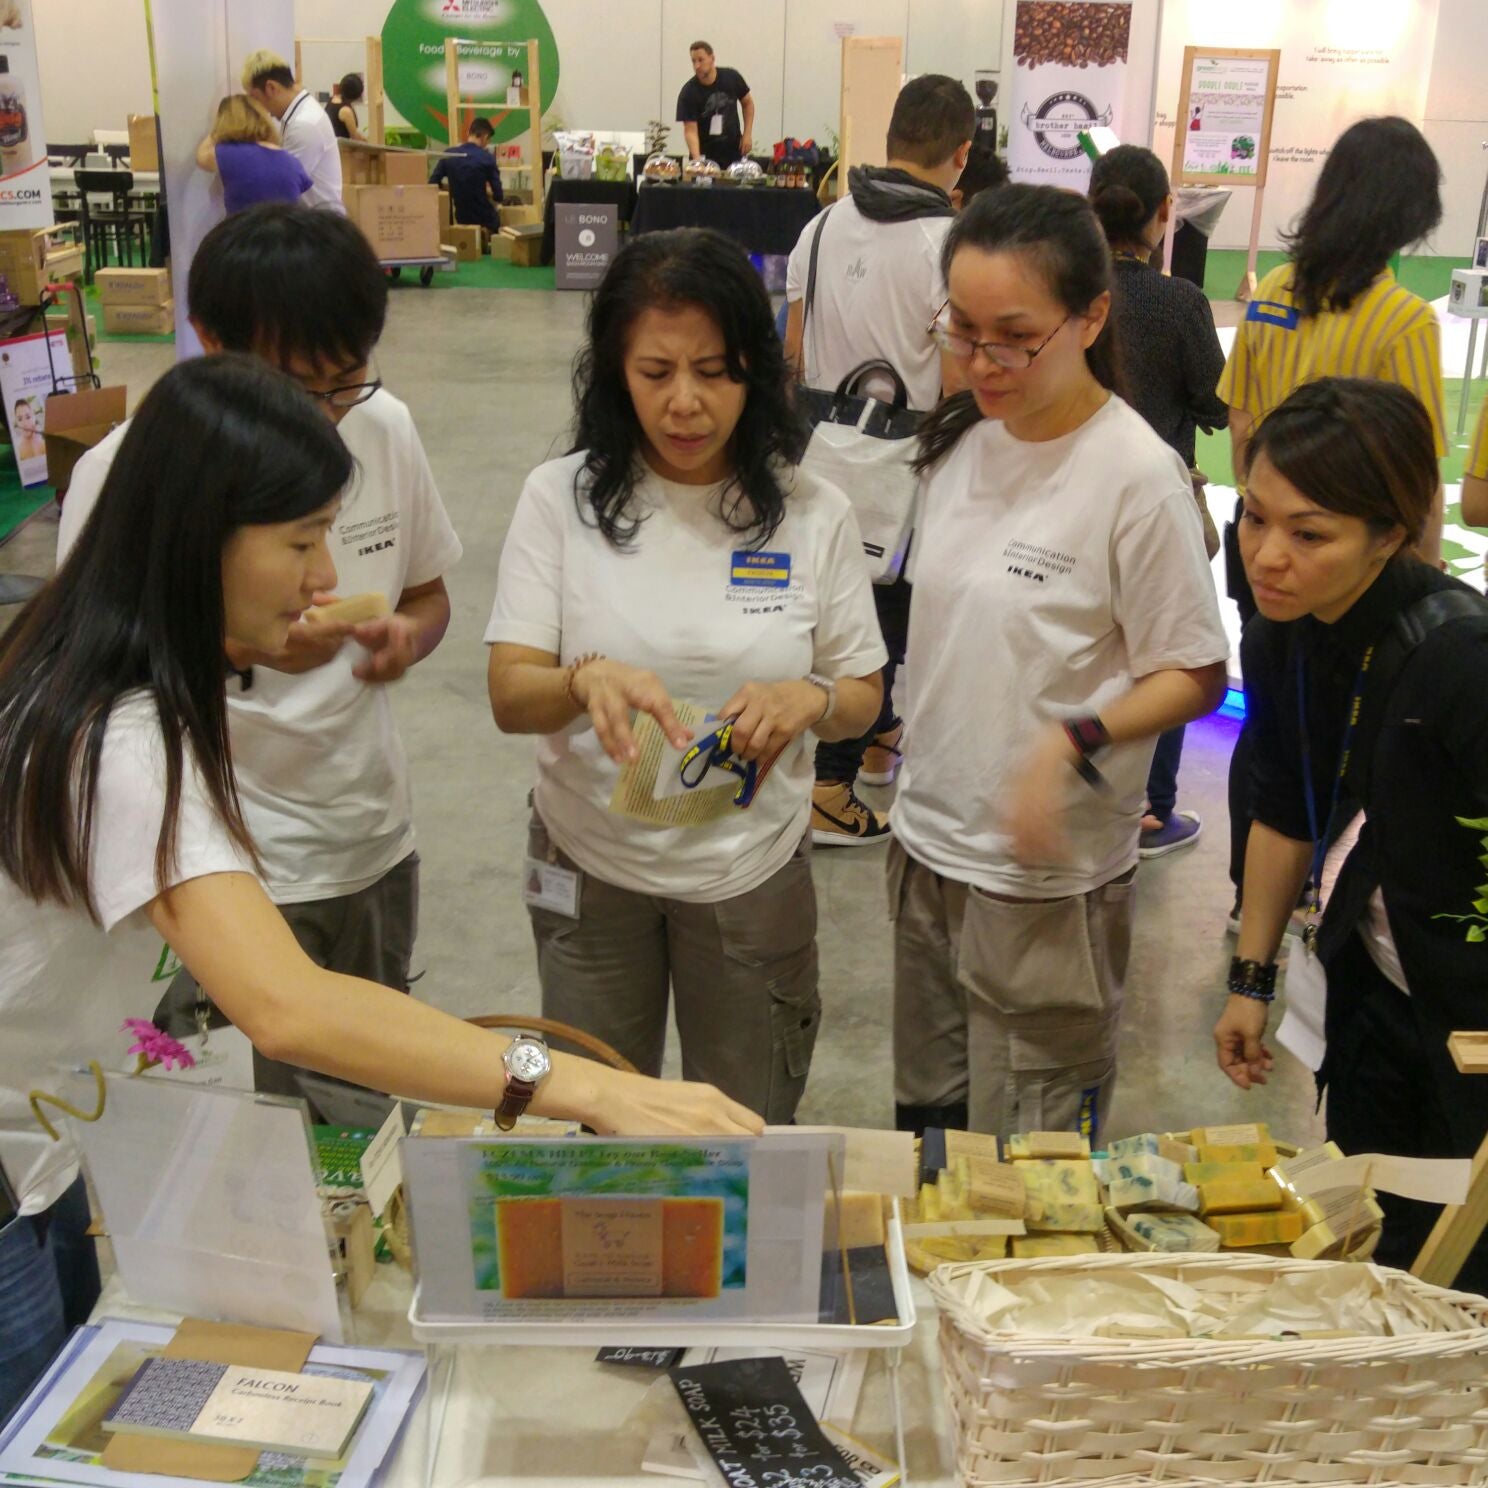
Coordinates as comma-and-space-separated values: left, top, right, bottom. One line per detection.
890, 185, 1229, 1138
486, 229, 886, 1123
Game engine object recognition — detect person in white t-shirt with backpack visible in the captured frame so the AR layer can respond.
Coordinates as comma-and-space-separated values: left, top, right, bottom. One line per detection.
782, 74, 973, 847
57, 205, 460, 1113
891, 185, 1230, 1139
487, 228, 887, 1124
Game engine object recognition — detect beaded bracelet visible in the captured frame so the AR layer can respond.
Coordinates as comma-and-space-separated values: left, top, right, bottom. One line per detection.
1227, 956, 1278, 1002
564, 652, 605, 708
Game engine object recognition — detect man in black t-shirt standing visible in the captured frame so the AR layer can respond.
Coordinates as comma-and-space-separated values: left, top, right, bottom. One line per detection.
676, 40, 753, 169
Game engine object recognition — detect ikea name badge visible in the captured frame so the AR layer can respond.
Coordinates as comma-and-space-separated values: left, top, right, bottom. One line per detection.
522, 856, 580, 918
730, 550, 791, 589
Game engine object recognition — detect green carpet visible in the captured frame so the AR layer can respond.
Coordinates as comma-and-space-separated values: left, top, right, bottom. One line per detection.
415, 256, 555, 291
1201, 250, 1469, 306
0, 455, 52, 542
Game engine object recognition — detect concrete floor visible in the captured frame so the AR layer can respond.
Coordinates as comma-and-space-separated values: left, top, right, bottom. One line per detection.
0, 284, 1324, 1146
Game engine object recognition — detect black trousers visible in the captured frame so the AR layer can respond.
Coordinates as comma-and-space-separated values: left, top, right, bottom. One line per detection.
1323, 931, 1488, 1293
815, 574, 911, 784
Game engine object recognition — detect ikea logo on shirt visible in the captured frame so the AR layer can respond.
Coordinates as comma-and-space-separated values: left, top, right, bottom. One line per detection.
1246, 299, 1300, 330
730, 551, 791, 588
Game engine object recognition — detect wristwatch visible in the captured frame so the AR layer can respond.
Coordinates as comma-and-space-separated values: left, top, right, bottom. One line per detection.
805, 673, 837, 725
494, 1034, 552, 1131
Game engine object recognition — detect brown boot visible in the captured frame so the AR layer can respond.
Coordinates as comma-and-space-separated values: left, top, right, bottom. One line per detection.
811, 780, 891, 847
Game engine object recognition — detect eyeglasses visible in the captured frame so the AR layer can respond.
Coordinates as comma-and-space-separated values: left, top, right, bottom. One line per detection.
927, 304, 1070, 370
296, 370, 383, 409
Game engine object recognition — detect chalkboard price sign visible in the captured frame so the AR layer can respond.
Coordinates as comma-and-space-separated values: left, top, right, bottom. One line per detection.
667, 1356, 859, 1488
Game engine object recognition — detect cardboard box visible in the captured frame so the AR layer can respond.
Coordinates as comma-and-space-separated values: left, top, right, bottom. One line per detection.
437, 189, 451, 231
0, 228, 84, 305
44, 384, 126, 496
346, 184, 440, 262
94, 266, 171, 306
445, 224, 483, 263
501, 225, 543, 268
338, 139, 431, 192
102, 298, 174, 336
499, 203, 541, 230
128, 113, 159, 173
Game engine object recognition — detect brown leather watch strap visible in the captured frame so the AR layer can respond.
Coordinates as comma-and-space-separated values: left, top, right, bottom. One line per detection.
494, 1077, 538, 1131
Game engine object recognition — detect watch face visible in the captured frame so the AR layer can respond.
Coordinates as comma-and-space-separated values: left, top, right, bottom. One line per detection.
508, 1039, 550, 1083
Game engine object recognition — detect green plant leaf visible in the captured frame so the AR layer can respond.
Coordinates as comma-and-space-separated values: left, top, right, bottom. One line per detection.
1468, 924, 1487, 943
1456, 816, 1488, 830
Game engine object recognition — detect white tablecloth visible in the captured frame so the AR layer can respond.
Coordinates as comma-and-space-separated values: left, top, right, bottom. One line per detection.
89, 1266, 960, 1487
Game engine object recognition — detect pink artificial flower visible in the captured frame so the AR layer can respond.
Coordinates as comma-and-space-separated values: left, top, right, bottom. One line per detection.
121, 1018, 196, 1072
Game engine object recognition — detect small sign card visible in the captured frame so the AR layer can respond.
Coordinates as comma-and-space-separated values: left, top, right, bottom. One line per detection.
668, 1356, 859, 1488
596, 1345, 686, 1369
103, 1358, 372, 1460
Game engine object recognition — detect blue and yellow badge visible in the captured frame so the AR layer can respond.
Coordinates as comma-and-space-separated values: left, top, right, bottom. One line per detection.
731, 551, 791, 588
1246, 299, 1300, 330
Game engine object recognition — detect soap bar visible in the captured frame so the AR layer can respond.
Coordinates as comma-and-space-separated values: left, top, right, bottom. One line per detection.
945, 1130, 1002, 1165
1108, 1133, 1197, 1166
303, 591, 390, 626
1291, 1198, 1385, 1260
963, 1158, 1026, 1218
1119, 1211, 1221, 1253
1198, 1178, 1284, 1215
1184, 1160, 1265, 1186
1208, 1208, 1306, 1247
1012, 1234, 1100, 1258
1190, 1122, 1272, 1149
1026, 1199, 1105, 1233
1021, 1159, 1099, 1207
1008, 1132, 1090, 1160
822, 1191, 886, 1251
1273, 1141, 1346, 1188
911, 1233, 1009, 1266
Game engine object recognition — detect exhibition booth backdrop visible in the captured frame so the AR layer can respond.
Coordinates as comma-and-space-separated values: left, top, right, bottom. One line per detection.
29, 0, 1488, 254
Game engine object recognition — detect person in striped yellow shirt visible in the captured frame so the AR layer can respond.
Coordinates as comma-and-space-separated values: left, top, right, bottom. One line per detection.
1218, 117, 1445, 933
1219, 117, 1446, 565
1464, 397, 1488, 529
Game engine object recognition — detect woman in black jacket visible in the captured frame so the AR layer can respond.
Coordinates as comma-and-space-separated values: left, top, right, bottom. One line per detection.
1213, 378, 1488, 1284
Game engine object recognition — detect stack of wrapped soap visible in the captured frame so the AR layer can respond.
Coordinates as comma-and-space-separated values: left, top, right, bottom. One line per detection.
1185, 1124, 1305, 1248
1095, 1133, 1201, 1214
902, 1130, 1027, 1273
1271, 1143, 1385, 1260
1008, 1133, 1105, 1257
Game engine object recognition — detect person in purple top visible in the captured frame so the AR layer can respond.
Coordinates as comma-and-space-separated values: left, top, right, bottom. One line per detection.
196, 95, 313, 215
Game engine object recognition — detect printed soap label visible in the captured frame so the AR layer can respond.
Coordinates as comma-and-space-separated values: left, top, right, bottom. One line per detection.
561, 1198, 664, 1296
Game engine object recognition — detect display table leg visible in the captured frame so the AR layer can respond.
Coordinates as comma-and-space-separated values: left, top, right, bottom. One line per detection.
423, 1341, 459, 1488
887, 1346, 910, 1488
1461, 319, 1482, 439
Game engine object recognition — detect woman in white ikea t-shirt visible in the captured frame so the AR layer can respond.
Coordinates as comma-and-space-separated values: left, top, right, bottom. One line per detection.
487, 228, 887, 1123
0, 357, 760, 1427
890, 185, 1230, 1140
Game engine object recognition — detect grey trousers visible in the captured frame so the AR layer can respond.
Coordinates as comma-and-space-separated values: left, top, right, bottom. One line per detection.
888, 838, 1133, 1142
157, 851, 420, 1110
525, 814, 820, 1125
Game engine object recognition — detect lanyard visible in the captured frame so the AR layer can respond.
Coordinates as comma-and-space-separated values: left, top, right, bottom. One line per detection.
282, 91, 310, 130
1296, 643, 1373, 951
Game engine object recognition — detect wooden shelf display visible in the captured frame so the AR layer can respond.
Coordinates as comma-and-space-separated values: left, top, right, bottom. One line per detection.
295, 35, 386, 146
444, 37, 545, 215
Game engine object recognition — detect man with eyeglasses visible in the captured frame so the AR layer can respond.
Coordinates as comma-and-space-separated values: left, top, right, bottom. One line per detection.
56, 206, 461, 1113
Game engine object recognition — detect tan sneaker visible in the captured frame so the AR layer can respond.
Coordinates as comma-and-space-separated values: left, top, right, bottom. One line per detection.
859, 721, 904, 787
811, 780, 892, 847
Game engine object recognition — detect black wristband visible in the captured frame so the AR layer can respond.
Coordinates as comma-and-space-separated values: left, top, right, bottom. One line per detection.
1069, 753, 1109, 792
1228, 955, 1278, 1002
1063, 715, 1111, 758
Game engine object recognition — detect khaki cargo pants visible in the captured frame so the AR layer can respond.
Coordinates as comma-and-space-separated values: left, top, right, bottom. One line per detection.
888, 838, 1134, 1142
526, 813, 820, 1125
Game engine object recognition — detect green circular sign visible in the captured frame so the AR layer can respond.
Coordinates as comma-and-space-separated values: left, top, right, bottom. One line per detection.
381, 0, 560, 147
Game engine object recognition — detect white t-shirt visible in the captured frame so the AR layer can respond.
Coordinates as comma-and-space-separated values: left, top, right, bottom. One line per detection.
57, 391, 463, 903
279, 90, 344, 213
785, 196, 951, 412
0, 694, 256, 1216
485, 453, 887, 902
893, 396, 1230, 897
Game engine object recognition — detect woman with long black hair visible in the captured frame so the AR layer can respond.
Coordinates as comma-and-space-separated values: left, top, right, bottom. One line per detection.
1214, 378, 1488, 1286
486, 228, 886, 1124
890, 185, 1229, 1138
0, 356, 760, 1425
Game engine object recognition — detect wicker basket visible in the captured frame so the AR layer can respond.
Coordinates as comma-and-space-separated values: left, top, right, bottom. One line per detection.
929, 1252, 1488, 1486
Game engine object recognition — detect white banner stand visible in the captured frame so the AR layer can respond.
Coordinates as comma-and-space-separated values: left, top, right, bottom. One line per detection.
145, 0, 294, 357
